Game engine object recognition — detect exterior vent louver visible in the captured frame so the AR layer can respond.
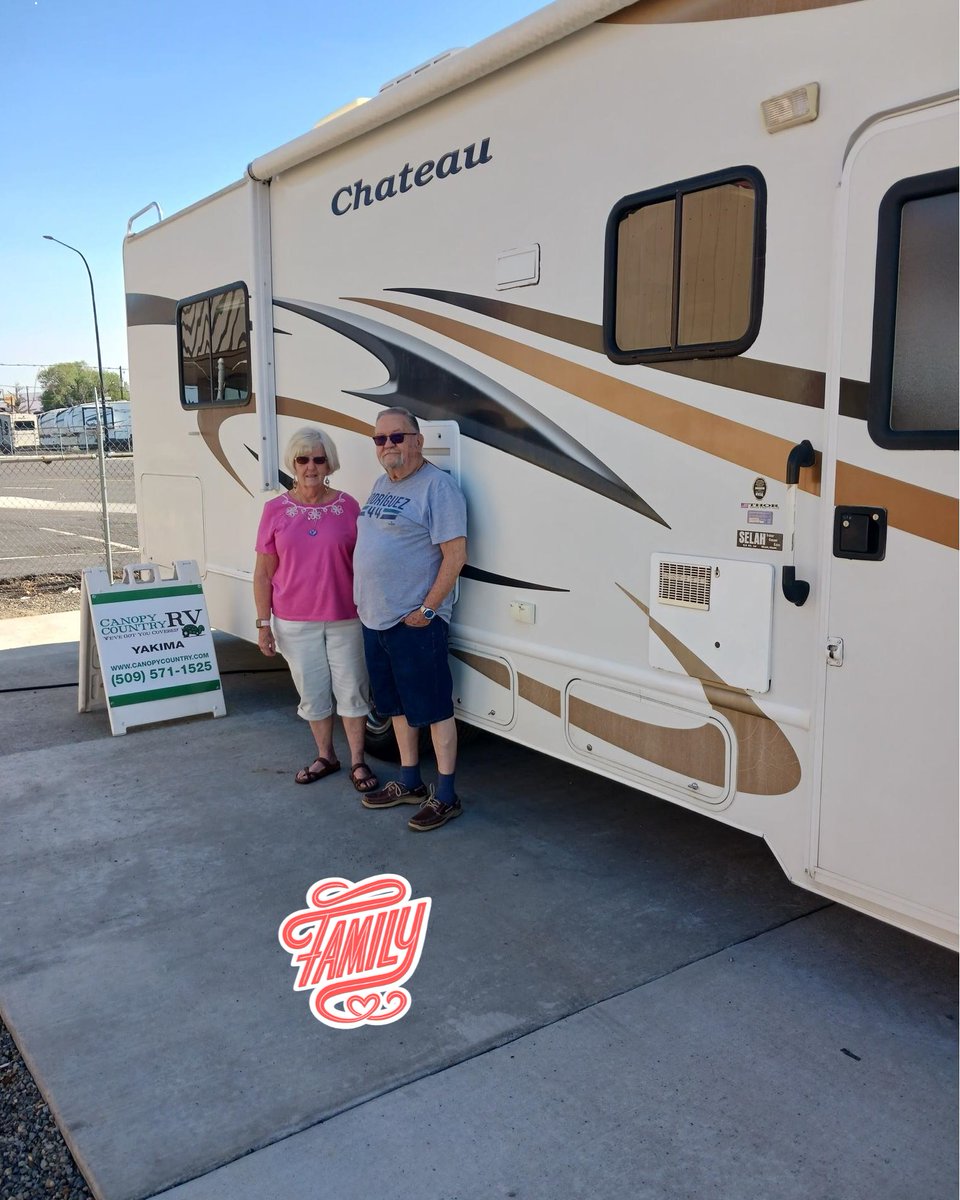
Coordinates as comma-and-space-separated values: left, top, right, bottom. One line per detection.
658, 561, 712, 610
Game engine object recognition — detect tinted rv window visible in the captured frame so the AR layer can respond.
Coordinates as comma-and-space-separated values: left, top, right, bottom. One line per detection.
868, 170, 958, 450
177, 283, 251, 407
605, 168, 765, 363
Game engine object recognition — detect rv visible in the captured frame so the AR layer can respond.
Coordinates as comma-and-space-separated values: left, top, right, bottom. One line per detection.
122, 0, 959, 947
38, 402, 133, 453
0, 412, 40, 454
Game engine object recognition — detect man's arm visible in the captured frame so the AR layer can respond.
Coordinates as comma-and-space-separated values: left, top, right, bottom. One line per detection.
404, 536, 467, 626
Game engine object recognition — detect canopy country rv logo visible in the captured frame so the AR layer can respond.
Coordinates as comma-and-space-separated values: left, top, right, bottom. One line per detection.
331, 137, 492, 216
278, 875, 431, 1028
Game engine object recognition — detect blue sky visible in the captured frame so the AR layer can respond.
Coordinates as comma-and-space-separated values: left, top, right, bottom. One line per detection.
1, 0, 543, 394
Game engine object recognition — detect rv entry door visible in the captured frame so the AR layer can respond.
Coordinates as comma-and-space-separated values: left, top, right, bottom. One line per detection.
814, 101, 958, 941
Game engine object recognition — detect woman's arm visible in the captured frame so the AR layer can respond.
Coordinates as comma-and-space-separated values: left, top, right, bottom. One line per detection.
253, 552, 280, 657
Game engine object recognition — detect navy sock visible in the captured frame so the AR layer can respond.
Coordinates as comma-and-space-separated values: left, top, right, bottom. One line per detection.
435, 772, 456, 805
400, 764, 423, 791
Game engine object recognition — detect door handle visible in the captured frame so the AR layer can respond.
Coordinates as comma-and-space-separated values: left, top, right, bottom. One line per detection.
782, 440, 816, 606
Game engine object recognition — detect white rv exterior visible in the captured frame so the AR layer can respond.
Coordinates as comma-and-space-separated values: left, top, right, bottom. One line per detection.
39, 402, 133, 452
123, 0, 959, 947
0, 412, 40, 454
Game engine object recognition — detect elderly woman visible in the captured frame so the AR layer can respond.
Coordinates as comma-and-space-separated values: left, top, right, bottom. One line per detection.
254, 426, 379, 793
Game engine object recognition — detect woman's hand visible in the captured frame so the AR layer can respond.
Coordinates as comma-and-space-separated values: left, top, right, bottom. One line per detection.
257, 626, 277, 656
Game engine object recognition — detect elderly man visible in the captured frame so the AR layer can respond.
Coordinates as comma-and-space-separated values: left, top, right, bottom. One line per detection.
353, 407, 468, 831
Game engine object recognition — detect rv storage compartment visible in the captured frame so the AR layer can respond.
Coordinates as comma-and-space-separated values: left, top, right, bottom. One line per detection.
564, 680, 731, 806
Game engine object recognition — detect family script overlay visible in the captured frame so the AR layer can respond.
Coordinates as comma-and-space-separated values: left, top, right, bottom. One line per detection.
278, 875, 431, 1029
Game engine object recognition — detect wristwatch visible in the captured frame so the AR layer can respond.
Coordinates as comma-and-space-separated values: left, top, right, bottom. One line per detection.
255, 618, 272, 629
419, 605, 436, 621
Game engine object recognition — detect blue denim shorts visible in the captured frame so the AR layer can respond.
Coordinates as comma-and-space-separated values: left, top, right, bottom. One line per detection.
361, 618, 455, 729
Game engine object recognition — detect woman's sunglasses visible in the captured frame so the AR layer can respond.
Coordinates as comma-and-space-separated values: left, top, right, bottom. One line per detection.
294, 455, 327, 465
372, 432, 415, 446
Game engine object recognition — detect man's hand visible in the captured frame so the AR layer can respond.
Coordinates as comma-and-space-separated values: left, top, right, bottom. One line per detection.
403, 608, 431, 628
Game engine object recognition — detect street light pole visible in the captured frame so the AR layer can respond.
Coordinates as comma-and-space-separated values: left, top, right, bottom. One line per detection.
43, 234, 114, 578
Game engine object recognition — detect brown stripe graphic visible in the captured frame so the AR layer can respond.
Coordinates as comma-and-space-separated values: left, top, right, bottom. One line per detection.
835, 461, 959, 550
601, 0, 861, 24
450, 649, 511, 690
389, 288, 826, 409
349, 297, 823, 495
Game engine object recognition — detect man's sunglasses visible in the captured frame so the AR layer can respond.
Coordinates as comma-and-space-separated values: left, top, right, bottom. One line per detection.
372, 432, 415, 446
294, 455, 327, 465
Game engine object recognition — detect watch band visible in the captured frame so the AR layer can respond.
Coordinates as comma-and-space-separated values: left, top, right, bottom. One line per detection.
419, 605, 436, 621
255, 618, 272, 628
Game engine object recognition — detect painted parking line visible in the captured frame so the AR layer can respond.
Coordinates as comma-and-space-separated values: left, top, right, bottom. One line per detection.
39, 528, 139, 551
0, 496, 136, 514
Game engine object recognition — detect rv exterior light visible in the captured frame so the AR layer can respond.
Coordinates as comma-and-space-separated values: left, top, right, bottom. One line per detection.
761, 83, 820, 132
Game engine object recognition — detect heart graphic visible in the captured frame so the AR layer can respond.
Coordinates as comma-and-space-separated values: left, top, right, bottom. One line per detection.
368, 989, 410, 1022
345, 993, 381, 1021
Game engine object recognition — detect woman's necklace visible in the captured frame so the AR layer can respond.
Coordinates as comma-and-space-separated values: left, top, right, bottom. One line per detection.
292, 483, 333, 506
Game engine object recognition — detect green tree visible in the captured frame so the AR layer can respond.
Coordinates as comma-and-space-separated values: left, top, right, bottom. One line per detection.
38, 362, 129, 410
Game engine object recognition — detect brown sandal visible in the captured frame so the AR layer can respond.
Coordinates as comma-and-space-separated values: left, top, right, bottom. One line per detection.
350, 762, 380, 794
295, 756, 341, 785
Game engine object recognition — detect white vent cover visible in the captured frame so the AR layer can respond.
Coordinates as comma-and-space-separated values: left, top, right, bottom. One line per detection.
650, 554, 775, 693
659, 560, 712, 610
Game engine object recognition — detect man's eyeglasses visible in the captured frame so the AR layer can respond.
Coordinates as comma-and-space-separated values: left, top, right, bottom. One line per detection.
372, 432, 415, 446
294, 455, 327, 465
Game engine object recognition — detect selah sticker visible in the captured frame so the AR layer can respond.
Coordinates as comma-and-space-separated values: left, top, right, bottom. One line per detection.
736, 529, 783, 551
278, 875, 431, 1029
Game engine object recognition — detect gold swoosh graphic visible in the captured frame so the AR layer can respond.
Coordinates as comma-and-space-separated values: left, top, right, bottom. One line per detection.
389, 288, 826, 408
349, 297, 957, 549
197, 400, 255, 496
347, 296, 823, 496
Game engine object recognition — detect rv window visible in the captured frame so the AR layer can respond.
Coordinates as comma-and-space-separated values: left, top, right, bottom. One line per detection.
177, 282, 251, 407
604, 168, 765, 363
868, 169, 958, 450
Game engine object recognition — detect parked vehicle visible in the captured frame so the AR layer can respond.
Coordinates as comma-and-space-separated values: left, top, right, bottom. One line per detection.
0, 411, 40, 454
38, 402, 133, 452
122, 0, 959, 947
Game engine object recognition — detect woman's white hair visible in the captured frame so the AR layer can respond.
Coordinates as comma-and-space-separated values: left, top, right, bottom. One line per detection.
283, 426, 340, 475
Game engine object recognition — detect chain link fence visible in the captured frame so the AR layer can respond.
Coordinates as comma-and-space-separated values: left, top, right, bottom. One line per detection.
0, 437, 139, 612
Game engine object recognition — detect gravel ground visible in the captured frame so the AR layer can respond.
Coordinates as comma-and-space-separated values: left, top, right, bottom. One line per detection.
0, 575, 83, 621
0, 1018, 93, 1199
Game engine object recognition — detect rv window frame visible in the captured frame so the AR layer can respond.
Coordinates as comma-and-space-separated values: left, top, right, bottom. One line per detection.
867, 167, 959, 451
176, 281, 252, 410
603, 166, 766, 365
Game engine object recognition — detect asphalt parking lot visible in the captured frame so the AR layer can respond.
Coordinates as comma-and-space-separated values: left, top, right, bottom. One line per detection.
0, 454, 139, 578
0, 617, 956, 1200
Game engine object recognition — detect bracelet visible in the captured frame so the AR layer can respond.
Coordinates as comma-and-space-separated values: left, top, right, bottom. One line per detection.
255, 618, 272, 629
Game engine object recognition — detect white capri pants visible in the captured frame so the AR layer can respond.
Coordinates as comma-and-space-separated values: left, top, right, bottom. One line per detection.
272, 616, 370, 722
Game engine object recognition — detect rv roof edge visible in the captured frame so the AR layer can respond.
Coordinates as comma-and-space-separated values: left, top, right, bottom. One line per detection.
246, 0, 626, 183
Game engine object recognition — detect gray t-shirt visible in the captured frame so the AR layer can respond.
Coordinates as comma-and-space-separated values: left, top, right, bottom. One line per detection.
353, 462, 467, 630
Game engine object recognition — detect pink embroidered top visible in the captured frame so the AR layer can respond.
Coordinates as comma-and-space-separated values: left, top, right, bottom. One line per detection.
255, 491, 361, 622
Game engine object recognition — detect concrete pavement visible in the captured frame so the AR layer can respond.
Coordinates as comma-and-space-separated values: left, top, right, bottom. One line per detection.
0, 614, 956, 1200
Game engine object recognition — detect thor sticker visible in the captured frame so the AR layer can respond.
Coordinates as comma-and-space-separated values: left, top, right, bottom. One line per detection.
278, 875, 431, 1028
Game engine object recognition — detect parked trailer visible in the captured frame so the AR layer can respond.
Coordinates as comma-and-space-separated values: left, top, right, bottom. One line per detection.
0, 412, 40, 454
123, 0, 959, 947
38, 403, 133, 452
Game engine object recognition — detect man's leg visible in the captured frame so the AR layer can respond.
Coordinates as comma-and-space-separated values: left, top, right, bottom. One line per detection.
429, 716, 457, 775
391, 713, 421, 768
